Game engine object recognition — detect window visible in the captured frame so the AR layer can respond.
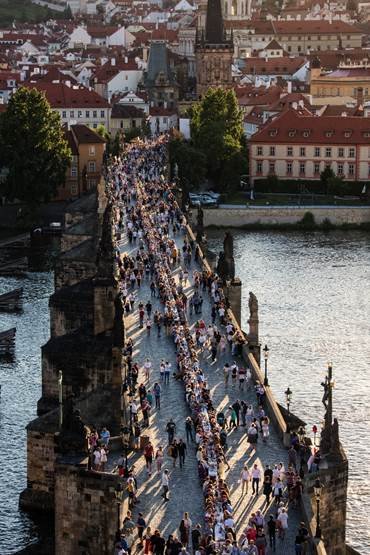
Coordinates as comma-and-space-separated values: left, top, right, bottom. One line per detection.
88, 161, 96, 172
78, 110, 82, 118
299, 162, 305, 174
257, 146, 263, 156
337, 163, 343, 176
325, 147, 332, 157
270, 146, 275, 156
287, 147, 293, 156
71, 167, 78, 177
163, 117, 167, 124
100, 110, 105, 118
314, 163, 320, 175
87, 178, 96, 189
86, 110, 90, 117
314, 147, 320, 157
269, 162, 275, 174
89, 146, 95, 156
93, 123, 97, 128
348, 163, 354, 176
287, 162, 292, 175
368, 164, 370, 177
70, 110, 75, 118
300, 147, 306, 157
93, 110, 97, 118
62, 111, 66, 118
338, 147, 344, 158
297, 45, 301, 52
257, 161, 262, 174
349, 147, 355, 158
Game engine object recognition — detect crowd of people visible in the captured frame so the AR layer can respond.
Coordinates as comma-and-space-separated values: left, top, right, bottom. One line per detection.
102, 137, 315, 555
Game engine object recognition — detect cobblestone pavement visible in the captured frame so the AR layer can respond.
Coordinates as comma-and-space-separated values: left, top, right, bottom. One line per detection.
117, 222, 305, 553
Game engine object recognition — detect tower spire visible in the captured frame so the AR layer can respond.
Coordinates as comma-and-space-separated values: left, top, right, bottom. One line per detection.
205, 0, 225, 44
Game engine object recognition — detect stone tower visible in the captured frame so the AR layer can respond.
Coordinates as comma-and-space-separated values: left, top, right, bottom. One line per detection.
195, 0, 234, 98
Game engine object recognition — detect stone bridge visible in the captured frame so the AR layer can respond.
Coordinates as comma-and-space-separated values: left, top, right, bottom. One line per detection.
19, 146, 348, 555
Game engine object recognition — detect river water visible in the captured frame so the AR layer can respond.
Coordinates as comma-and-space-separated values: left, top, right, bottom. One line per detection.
0, 244, 54, 554
208, 229, 370, 553
0, 231, 369, 553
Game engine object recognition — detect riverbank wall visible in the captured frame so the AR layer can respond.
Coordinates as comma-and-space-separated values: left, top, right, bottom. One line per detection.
195, 206, 370, 228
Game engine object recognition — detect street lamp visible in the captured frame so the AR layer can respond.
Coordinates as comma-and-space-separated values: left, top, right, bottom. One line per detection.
285, 386, 292, 414
263, 344, 270, 386
121, 425, 131, 474
314, 478, 323, 539
114, 482, 124, 534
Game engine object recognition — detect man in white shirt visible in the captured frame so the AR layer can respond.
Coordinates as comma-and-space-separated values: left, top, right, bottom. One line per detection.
161, 469, 170, 501
251, 464, 261, 495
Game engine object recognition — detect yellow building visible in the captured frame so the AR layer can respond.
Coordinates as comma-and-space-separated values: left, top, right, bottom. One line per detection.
310, 60, 370, 100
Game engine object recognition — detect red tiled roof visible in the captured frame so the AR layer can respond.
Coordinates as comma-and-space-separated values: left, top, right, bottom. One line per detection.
251, 109, 370, 144
242, 56, 306, 76
149, 106, 177, 116
24, 82, 110, 108
94, 59, 140, 83
225, 19, 363, 35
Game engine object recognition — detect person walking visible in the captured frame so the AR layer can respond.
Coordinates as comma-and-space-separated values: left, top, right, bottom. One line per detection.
277, 508, 288, 540
267, 515, 276, 552
177, 439, 187, 468
144, 358, 152, 381
155, 446, 164, 473
144, 440, 154, 475
251, 464, 261, 495
161, 469, 170, 501
154, 382, 161, 409
164, 361, 171, 385
166, 419, 176, 444
137, 513, 147, 548
185, 417, 193, 443
169, 441, 178, 468
240, 463, 251, 496
191, 524, 202, 554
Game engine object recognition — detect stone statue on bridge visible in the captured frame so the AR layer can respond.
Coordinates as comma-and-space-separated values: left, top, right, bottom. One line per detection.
216, 231, 235, 282
196, 206, 204, 244
247, 292, 259, 344
58, 397, 89, 455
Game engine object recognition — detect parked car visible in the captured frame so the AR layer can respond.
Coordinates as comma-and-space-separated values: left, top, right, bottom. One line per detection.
189, 193, 218, 207
204, 190, 221, 201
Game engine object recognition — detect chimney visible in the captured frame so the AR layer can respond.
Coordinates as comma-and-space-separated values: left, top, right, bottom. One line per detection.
287, 81, 292, 93
341, 112, 347, 117
111, 57, 116, 66
298, 99, 304, 108
124, 56, 128, 63
292, 101, 298, 110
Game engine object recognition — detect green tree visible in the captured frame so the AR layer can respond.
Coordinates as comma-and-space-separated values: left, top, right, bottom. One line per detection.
190, 88, 246, 188
0, 87, 71, 206
169, 137, 207, 189
64, 4, 73, 19
320, 166, 335, 192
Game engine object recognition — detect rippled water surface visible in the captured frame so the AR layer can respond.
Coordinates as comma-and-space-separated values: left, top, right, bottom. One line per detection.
0, 272, 54, 554
209, 230, 370, 553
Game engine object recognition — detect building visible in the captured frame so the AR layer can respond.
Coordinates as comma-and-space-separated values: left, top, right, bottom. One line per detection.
110, 103, 148, 137
249, 108, 370, 184
25, 82, 111, 130
228, 19, 363, 58
144, 41, 179, 109
93, 57, 144, 100
61, 124, 106, 200
195, 0, 234, 97
310, 58, 370, 101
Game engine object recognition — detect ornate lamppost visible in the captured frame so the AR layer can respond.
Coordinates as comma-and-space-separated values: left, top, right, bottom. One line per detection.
314, 478, 323, 539
263, 344, 270, 386
120, 425, 131, 475
114, 482, 124, 535
285, 386, 292, 432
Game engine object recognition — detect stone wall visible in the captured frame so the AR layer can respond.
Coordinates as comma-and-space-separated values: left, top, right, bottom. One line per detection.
20, 429, 57, 511
305, 454, 349, 555
55, 464, 121, 555
197, 206, 370, 227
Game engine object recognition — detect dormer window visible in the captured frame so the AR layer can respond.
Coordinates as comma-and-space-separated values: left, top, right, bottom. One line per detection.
344, 130, 352, 138
363, 131, 370, 138
288, 129, 296, 137
303, 130, 311, 137
269, 129, 277, 137
325, 130, 334, 137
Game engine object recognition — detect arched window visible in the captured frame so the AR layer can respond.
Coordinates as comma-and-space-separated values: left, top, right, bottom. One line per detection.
232, 0, 237, 15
